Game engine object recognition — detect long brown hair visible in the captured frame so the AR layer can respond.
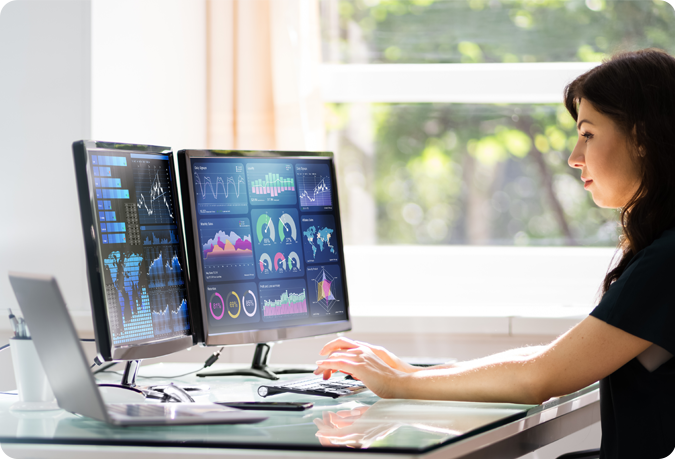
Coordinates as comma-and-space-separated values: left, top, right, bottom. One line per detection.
564, 49, 675, 295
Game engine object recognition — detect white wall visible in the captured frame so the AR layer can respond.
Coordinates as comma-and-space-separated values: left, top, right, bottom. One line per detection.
0, 0, 92, 314
90, 0, 207, 151
0, 0, 208, 319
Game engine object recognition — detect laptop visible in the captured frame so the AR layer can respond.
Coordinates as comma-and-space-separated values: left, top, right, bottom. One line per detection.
8, 272, 267, 426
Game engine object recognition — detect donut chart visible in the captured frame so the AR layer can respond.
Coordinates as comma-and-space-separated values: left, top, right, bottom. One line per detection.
209, 292, 225, 320
226, 291, 241, 319
243, 290, 257, 317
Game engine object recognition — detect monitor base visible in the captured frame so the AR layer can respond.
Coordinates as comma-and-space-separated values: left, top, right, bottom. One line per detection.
196, 343, 315, 380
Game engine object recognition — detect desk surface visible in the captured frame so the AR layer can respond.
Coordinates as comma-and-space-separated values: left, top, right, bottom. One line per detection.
0, 364, 599, 458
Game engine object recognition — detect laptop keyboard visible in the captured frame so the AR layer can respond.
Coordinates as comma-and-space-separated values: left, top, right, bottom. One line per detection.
257, 376, 368, 399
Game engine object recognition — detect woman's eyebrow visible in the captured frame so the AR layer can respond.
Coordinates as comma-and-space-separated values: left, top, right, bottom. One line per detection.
577, 119, 594, 130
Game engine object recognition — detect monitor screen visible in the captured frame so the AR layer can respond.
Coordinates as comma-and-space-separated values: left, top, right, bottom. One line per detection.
178, 150, 351, 346
73, 141, 194, 361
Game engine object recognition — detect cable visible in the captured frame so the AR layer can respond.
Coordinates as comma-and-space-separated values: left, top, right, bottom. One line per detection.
126, 347, 226, 380
92, 362, 117, 374
0, 343, 9, 352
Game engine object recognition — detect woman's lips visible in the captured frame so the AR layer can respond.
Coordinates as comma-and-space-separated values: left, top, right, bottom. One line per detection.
583, 179, 593, 189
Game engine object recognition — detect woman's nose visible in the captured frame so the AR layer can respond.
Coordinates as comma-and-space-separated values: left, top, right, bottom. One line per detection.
568, 140, 584, 169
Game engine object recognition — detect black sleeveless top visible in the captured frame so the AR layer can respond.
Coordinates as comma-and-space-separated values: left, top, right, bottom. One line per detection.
590, 228, 675, 459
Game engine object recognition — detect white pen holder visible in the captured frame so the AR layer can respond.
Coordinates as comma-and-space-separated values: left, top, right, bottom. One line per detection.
9, 338, 59, 411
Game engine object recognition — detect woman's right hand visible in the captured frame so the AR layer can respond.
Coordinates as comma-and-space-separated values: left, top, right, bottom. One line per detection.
317, 337, 418, 379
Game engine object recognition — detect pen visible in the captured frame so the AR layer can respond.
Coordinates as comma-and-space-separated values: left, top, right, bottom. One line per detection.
8, 309, 19, 337
17, 317, 30, 339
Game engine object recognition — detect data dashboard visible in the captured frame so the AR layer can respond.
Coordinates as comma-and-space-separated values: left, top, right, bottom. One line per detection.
87, 150, 190, 346
186, 156, 347, 337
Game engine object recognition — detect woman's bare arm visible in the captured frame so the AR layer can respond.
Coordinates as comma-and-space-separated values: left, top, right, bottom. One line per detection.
315, 316, 652, 404
429, 346, 547, 371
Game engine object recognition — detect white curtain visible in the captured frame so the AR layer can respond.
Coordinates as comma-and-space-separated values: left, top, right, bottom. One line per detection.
206, 0, 325, 151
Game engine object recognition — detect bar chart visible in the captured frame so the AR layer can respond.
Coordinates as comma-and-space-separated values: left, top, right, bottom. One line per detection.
246, 163, 297, 205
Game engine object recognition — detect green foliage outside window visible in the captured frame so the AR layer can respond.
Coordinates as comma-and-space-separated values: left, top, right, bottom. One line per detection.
321, 0, 675, 246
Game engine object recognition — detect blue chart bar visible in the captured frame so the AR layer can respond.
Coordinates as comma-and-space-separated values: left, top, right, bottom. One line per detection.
95, 178, 121, 188
105, 211, 116, 221
102, 233, 126, 244
97, 200, 113, 210
93, 155, 127, 167
97, 189, 130, 199
93, 166, 112, 177
99, 212, 106, 221
140, 225, 177, 231
101, 223, 126, 232
107, 223, 126, 232
130, 153, 169, 161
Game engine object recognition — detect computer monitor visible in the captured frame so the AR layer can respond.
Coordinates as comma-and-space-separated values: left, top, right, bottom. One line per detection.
72, 140, 194, 385
177, 150, 351, 379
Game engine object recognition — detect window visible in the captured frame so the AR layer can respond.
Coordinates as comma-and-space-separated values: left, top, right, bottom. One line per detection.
319, 0, 675, 246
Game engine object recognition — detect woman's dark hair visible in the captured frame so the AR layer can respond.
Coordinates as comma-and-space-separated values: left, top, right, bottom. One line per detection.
564, 49, 675, 295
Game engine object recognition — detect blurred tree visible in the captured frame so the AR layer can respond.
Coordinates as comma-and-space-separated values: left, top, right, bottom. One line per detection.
321, 0, 675, 246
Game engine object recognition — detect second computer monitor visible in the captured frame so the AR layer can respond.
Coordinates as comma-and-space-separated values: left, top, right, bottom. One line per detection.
178, 150, 351, 346
72, 140, 194, 362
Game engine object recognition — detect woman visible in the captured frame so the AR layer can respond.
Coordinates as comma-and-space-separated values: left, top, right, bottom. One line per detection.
314, 49, 675, 459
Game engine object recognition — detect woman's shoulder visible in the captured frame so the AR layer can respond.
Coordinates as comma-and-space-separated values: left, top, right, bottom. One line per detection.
592, 227, 675, 353
628, 227, 675, 271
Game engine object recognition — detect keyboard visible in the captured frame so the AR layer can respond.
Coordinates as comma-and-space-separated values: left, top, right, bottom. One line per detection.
257, 376, 368, 398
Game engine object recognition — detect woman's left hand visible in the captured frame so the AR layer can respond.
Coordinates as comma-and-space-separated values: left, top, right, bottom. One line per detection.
314, 345, 406, 399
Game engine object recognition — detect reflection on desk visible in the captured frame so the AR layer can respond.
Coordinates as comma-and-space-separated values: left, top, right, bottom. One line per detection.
313, 399, 531, 449
0, 363, 599, 458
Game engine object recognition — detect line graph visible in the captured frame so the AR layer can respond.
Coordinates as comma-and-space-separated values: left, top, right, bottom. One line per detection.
298, 176, 331, 206
134, 163, 175, 225
296, 163, 333, 209
145, 246, 185, 288
192, 161, 248, 215
149, 289, 190, 337
194, 173, 246, 199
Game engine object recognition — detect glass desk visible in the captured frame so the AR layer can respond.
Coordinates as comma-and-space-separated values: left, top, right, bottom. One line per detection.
0, 364, 600, 458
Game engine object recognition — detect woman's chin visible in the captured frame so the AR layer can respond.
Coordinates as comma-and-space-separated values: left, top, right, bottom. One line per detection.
591, 195, 621, 209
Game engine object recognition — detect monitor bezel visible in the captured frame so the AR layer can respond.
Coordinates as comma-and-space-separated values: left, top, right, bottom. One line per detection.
73, 140, 195, 361
178, 149, 352, 346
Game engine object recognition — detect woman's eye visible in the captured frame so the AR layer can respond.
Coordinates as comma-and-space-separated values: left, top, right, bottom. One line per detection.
582, 132, 593, 143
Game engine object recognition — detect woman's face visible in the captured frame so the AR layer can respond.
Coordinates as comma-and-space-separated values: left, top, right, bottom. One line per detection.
567, 99, 642, 208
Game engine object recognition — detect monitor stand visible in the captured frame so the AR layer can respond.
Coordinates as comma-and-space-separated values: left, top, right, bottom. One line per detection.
196, 343, 315, 380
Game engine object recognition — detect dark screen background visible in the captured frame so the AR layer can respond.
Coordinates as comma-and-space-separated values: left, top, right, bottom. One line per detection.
189, 157, 348, 337
88, 149, 190, 346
